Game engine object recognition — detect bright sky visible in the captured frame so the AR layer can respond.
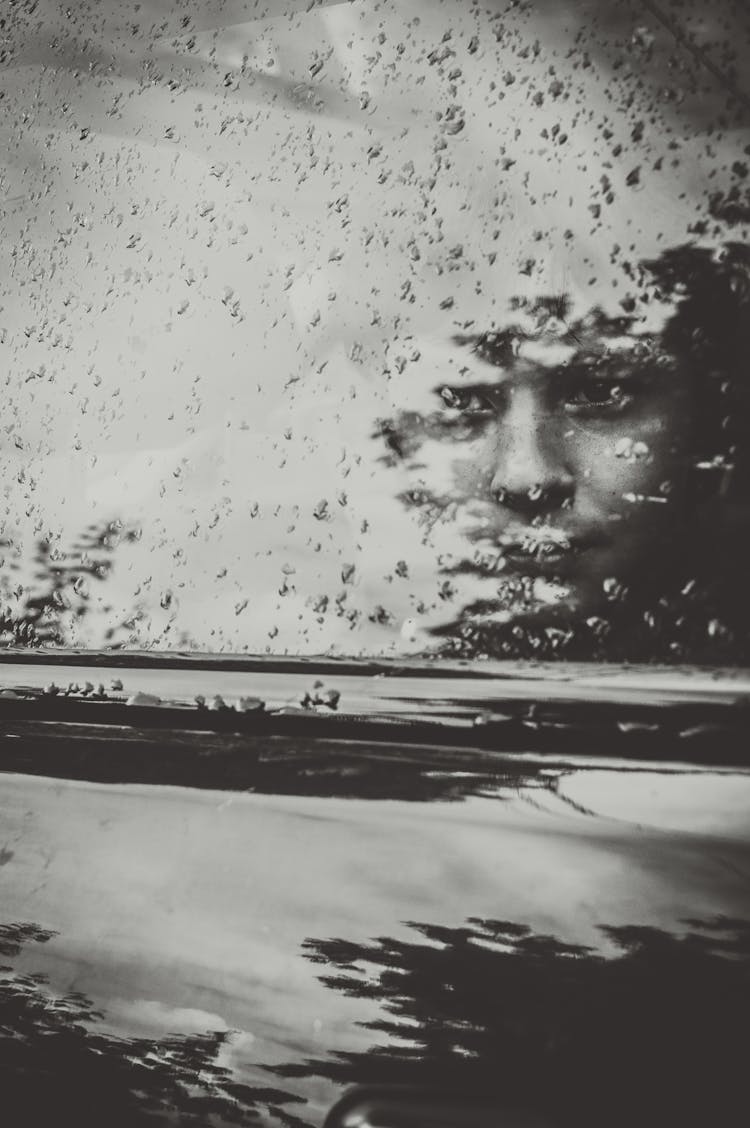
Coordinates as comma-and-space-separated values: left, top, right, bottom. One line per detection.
1, 0, 747, 651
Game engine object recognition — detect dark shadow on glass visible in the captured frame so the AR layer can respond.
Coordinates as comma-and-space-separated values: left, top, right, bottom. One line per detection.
271, 915, 750, 1128
3, 712, 748, 796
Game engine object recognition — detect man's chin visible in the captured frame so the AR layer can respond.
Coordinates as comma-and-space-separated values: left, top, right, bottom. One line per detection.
426, 575, 611, 644
464, 576, 585, 622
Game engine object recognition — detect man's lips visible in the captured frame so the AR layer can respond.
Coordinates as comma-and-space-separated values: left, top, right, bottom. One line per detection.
463, 528, 608, 576
502, 541, 579, 568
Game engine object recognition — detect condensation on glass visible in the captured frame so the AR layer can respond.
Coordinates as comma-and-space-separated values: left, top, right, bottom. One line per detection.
1, 0, 748, 662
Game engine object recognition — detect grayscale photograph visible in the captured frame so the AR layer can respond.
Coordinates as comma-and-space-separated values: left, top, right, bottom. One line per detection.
0, 2, 748, 1126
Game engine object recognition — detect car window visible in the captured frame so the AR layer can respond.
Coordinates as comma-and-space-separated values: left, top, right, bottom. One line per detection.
1, 0, 748, 663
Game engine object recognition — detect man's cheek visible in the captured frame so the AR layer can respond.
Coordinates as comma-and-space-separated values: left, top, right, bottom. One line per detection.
579, 440, 680, 508
434, 439, 495, 501
405, 438, 483, 498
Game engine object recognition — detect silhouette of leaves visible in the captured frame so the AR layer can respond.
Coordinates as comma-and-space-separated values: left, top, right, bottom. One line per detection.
271, 915, 750, 1128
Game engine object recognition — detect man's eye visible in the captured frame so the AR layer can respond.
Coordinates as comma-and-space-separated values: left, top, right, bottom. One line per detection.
439, 386, 493, 414
564, 379, 636, 413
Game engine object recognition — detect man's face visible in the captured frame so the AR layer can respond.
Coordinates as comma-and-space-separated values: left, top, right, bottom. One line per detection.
381, 302, 693, 638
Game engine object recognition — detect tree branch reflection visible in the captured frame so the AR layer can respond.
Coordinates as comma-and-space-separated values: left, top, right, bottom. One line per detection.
272, 915, 749, 1127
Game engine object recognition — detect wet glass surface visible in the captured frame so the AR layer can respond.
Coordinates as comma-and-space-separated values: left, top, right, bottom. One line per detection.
2, 5, 749, 1122
0, 1, 748, 660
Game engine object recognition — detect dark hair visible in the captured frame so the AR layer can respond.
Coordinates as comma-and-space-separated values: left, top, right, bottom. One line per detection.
644, 242, 750, 506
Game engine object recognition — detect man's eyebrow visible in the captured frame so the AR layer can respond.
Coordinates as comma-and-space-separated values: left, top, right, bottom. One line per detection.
450, 329, 524, 366
434, 379, 502, 391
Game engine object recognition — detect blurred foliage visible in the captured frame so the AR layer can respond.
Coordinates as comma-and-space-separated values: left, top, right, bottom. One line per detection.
0, 521, 139, 648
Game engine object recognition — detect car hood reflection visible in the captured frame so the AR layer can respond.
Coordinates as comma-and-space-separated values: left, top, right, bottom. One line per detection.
2, 912, 748, 1128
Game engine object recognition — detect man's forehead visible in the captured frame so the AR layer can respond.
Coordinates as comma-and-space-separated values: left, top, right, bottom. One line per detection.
386, 287, 677, 361
410, 333, 581, 374
386, 316, 670, 387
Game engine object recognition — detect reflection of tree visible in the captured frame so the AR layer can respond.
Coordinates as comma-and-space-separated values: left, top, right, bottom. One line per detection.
0, 922, 306, 1128
272, 916, 749, 1128
0, 522, 140, 648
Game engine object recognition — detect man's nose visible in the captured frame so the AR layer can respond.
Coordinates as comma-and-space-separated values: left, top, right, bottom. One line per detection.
488, 391, 575, 514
